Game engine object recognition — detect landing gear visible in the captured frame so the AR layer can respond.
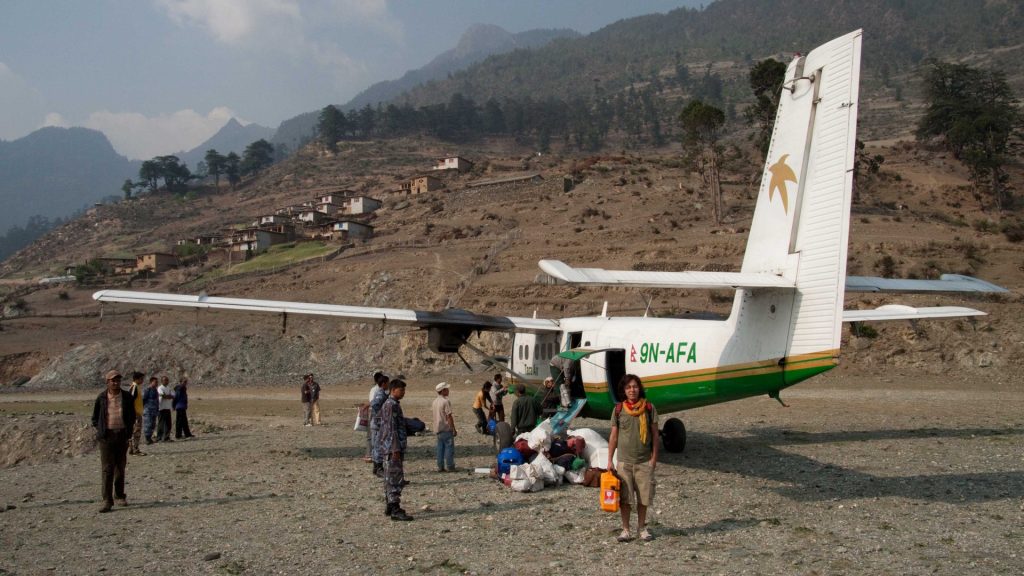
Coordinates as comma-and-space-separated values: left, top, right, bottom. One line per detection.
661, 417, 686, 453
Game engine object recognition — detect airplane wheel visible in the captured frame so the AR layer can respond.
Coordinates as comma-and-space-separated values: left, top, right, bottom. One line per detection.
661, 418, 686, 453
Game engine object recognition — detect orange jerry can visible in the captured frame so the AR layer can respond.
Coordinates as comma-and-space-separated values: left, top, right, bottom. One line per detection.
600, 471, 620, 512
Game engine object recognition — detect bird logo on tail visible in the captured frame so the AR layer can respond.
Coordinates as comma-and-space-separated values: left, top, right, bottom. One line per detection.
768, 154, 797, 214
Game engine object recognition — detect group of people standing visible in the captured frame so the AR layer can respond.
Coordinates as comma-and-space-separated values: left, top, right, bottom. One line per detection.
141, 373, 193, 443
91, 369, 194, 513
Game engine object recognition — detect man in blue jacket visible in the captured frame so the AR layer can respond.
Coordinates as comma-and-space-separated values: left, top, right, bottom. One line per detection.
173, 377, 194, 439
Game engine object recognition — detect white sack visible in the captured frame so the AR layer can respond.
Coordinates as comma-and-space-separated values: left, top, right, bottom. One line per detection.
508, 463, 543, 493
551, 464, 565, 487
564, 468, 587, 485
588, 447, 618, 470
530, 453, 560, 485
527, 421, 553, 452
568, 428, 608, 461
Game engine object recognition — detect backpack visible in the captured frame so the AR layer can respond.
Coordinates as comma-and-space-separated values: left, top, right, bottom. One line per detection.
404, 417, 426, 435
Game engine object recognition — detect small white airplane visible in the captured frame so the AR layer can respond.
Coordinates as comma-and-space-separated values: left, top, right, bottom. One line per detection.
94, 30, 1006, 452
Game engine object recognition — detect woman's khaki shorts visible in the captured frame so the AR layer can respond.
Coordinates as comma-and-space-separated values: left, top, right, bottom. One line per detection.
619, 461, 655, 507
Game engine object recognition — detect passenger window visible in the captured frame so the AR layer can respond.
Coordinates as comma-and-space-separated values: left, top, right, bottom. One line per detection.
525, 345, 530, 361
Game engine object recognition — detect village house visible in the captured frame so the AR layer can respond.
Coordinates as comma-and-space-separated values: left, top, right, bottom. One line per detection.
275, 205, 307, 216
316, 201, 344, 216
229, 228, 288, 254
345, 196, 382, 215
259, 214, 290, 226
299, 216, 337, 239
296, 209, 331, 225
94, 256, 137, 275
434, 156, 474, 172
401, 175, 444, 195
260, 222, 296, 240
193, 235, 223, 246
136, 252, 178, 275
332, 220, 374, 241
318, 191, 356, 205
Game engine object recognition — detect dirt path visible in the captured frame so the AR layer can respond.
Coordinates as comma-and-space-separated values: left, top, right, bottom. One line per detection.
1, 374, 1023, 575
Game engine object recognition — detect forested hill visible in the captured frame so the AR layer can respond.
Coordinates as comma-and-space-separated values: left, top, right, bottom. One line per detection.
0, 127, 140, 233
270, 25, 579, 153
344, 25, 580, 112
395, 0, 1023, 107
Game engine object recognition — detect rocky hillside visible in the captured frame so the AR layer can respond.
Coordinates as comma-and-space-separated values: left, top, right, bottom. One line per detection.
0, 126, 1021, 389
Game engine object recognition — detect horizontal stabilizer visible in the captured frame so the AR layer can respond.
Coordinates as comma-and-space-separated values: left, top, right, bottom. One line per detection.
846, 275, 1008, 294
92, 290, 561, 333
538, 260, 793, 290
842, 305, 986, 322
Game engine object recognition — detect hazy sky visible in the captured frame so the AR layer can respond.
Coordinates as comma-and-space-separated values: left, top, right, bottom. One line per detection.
1, 0, 707, 159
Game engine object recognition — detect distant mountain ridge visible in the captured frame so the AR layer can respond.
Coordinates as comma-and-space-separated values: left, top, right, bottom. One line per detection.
178, 118, 275, 171
393, 0, 1024, 107
0, 127, 140, 234
270, 24, 578, 152
345, 24, 580, 111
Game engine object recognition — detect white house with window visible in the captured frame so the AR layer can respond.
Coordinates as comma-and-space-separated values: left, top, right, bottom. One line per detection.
346, 196, 382, 215
433, 156, 474, 172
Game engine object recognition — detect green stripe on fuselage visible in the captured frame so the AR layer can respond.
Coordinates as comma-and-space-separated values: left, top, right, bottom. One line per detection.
580, 361, 836, 419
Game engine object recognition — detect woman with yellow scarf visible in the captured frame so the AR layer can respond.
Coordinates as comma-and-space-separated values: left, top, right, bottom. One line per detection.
607, 374, 660, 542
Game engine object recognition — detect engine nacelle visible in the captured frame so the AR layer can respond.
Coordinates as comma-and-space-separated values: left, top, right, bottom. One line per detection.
427, 326, 472, 354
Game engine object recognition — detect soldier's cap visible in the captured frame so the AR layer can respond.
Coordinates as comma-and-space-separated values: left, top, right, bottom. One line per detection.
435, 382, 449, 392
105, 369, 122, 381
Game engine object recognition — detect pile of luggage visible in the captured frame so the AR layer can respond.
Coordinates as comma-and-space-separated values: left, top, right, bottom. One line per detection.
491, 422, 614, 493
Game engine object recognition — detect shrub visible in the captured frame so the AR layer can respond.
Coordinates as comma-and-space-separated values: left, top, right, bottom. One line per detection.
876, 254, 898, 278
973, 219, 999, 234
1002, 222, 1024, 243
853, 323, 878, 338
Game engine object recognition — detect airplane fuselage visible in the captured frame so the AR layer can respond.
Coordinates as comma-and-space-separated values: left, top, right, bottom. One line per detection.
508, 313, 838, 419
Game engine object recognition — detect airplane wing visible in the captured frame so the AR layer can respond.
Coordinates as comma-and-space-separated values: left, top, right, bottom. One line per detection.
91, 290, 561, 334
538, 260, 794, 290
540, 261, 1008, 295
845, 275, 1008, 294
842, 305, 987, 322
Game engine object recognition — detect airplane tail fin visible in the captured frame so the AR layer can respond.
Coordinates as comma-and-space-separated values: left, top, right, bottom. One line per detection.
738, 30, 862, 359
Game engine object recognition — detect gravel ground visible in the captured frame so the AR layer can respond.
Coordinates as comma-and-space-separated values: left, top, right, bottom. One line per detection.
1, 372, 1022, 576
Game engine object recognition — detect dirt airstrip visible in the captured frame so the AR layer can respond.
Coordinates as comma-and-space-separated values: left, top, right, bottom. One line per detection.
1, 371, 1022, 576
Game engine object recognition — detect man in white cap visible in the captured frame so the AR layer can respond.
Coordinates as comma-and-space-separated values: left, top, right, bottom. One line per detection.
432, 381, 457, 472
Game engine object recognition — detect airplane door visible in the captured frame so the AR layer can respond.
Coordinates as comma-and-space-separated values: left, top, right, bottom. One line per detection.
568, 332, 582, 349
605, 349, 626, 402
567, 332, 584, 397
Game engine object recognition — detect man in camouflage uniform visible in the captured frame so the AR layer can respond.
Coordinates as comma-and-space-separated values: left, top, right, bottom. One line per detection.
369, 372, 390, 478
377, 379, 412, 521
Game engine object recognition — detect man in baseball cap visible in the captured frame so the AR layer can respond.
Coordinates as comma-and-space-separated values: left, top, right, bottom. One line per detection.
91, 369, 136, 512
432, 381, 457, 472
